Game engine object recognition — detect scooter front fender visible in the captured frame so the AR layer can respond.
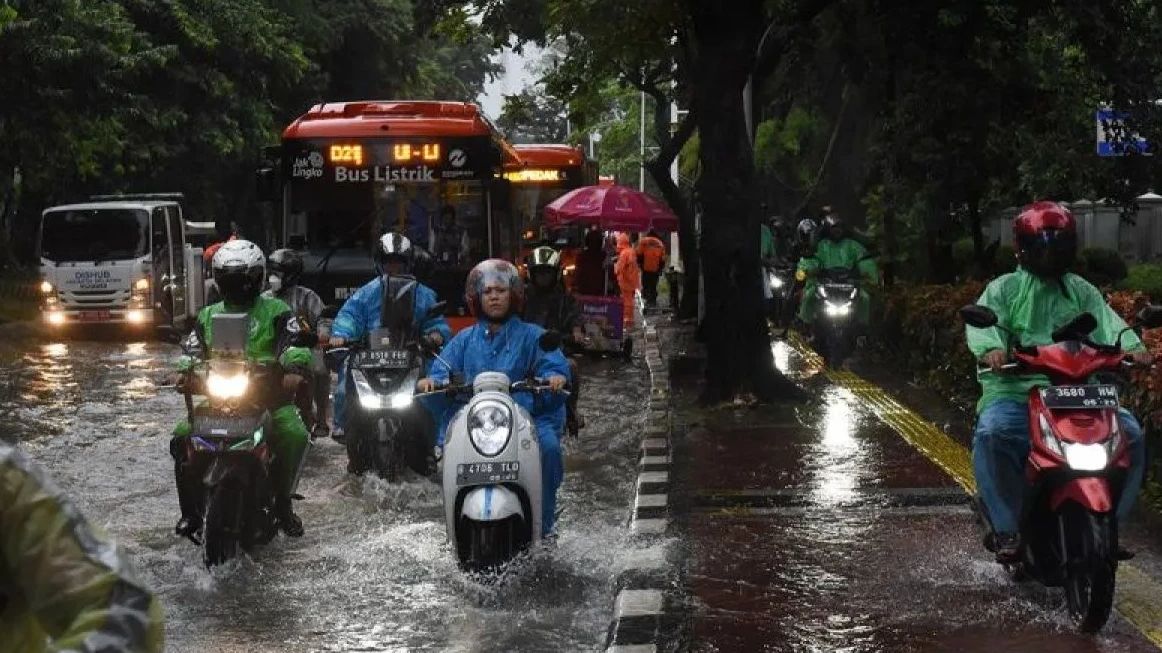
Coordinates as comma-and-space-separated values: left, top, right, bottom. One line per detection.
1050, 477, 1114, 514
461, 485, 525, 522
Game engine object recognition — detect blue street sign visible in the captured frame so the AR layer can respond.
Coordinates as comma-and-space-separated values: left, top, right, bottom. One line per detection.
1096, 108, 1152, 156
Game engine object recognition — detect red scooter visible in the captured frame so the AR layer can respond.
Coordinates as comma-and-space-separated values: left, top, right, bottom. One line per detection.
960, 304, 1162, 632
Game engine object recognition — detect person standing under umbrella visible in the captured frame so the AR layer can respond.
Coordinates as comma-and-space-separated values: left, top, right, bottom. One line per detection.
614, 233, 641, 329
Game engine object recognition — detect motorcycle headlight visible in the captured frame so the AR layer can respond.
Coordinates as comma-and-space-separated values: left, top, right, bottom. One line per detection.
1063, 443, 1109, 471
769, 273, 784, 289
206, 371, 249, 399
816, 286, 827, 299
468, 399, 512, 457
389, 390, 414, 409
824, 301, 852, 317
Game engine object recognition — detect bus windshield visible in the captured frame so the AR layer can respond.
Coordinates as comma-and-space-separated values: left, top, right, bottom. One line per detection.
39, 209, 148, 262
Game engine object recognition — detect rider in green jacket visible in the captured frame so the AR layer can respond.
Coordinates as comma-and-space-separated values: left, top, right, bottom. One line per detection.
171, 240, 313, 538
1, 442, 165, 652
796, 215, 877, 326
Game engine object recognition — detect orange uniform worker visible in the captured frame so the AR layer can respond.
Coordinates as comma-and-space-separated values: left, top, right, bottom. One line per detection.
635, 230, 667, 308
614, 233, 641, 329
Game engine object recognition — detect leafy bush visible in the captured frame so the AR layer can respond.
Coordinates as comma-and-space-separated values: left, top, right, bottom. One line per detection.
1078, 248, 1128, 287
1120, 264, 1162, 300
994, 245, 1017, 274
952, 238, 975, 274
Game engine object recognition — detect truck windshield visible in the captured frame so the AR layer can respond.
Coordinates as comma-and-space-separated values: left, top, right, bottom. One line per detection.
39, 209, 148, 262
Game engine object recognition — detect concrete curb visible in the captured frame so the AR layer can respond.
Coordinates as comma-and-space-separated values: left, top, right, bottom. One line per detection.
605, 319, 676, 652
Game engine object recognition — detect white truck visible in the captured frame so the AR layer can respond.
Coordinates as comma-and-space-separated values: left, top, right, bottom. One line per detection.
37, 194, 207, 333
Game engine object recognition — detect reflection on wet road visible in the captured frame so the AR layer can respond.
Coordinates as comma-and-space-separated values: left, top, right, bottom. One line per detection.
1, 330, 652, 652
675, 337, 1160, 652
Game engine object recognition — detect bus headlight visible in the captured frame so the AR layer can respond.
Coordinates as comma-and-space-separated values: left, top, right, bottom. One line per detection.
468, 400, 512, 457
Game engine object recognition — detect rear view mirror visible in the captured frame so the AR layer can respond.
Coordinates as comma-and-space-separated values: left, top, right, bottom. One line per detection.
960, 305, 998, 329
538, 330, 563, 352
1052, 312, 1098, 342
1136, 305, 1162, 329
424, 301, 447, 321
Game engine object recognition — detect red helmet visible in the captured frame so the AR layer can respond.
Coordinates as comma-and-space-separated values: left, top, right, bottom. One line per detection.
1013, 201, 1077, 278
465, 259, 525, 317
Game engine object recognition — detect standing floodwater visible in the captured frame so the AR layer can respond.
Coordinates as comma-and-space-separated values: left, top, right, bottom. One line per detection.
0, 331, 655, 652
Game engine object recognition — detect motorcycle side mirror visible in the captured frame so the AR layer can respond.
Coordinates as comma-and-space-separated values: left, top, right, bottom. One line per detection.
423, 301, 447, 321
1052, 312, 1098, 342
959, 305, 998, 329
538, 330, 563, 352
1136, 305, 1162, 329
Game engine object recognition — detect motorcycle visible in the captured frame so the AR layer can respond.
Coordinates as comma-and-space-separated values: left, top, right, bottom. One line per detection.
327, 301, 446, 482
177, 313, 280, 567
764, 259, 795, 330
810, 264, 864, 367
960, 303, 1162, 632
427, 333, 565, 573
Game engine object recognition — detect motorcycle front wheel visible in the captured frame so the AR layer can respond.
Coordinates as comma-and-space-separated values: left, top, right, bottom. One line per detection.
1061, 507, 1117, 633
462, 518, 517, 574
203, 482, 243, 568
376, 416, 403, 483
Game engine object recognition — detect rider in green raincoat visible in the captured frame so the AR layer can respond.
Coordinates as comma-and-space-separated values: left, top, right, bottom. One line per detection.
796, 215, 877, 325
171, 240, 313, 539
1, 443, 165, 652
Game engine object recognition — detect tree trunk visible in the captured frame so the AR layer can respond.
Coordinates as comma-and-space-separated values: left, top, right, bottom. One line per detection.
689, 0, 796, 403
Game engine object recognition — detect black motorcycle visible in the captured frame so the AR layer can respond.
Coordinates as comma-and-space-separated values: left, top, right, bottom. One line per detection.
810, 265, 864, 368
329, 301, 446, 482
178, 313, 280, 567
764, 259, 796, 330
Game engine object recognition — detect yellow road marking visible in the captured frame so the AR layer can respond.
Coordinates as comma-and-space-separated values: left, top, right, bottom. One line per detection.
784, 332, 1162, 648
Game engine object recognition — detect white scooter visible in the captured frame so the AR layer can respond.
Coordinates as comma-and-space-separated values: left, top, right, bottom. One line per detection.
428, 334, 564, 573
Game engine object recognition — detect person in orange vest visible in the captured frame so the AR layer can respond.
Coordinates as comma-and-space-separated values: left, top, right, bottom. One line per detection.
614, 232, 640, 329
635, 230, 667, 308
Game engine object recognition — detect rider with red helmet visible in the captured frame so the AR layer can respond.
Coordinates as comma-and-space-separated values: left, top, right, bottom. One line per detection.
417, 259, 571, 536
966, 201, 1152, 562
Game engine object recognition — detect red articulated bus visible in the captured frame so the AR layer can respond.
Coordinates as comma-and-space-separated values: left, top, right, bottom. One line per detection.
263, 100, 523, 330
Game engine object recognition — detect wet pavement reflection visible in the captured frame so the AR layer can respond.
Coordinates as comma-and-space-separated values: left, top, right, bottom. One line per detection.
0, 327, 652, 652
674, 338, 1158, 652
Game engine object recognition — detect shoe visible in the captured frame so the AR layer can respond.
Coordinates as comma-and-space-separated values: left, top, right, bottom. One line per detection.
175, 515, 202, 538
566, 415, 581, 438
275, 499, 304, 537
994, 532, 1020, 564
331, 428, 345, 444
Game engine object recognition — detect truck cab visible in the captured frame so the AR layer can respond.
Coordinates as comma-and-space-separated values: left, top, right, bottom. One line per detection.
38, 195, 206, 332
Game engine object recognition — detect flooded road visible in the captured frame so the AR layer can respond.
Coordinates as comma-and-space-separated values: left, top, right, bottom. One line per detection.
0, 329, 653, 652
671, 337, 1161, 652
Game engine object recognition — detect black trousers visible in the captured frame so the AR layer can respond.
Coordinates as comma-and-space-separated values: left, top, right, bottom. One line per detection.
642, 270, 661, 306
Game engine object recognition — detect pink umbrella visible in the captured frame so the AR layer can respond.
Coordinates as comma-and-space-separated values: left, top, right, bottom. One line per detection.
543, 184, 679, 232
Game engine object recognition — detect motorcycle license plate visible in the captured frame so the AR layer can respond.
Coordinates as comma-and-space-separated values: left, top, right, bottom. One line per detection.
354, 350, 410, 368
456, 462, 519, 486
192, 415, 262, 437
1040, 384, 1119, 410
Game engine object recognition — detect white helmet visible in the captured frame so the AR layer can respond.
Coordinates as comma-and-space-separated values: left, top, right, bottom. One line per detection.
212, 239, 266, 306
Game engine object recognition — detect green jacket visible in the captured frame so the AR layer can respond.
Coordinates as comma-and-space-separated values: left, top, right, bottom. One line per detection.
178, 296, 312, 373
966, 267, 1144, 412
0, 444, 164, 652
797, 237, 877, 279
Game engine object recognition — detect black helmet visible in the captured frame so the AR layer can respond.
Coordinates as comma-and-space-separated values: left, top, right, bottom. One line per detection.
212, 239, 266, 307
526, 246, 562, 288
822, 215, 845, 241
268, 248, 303, 288
375, 232, 414, 273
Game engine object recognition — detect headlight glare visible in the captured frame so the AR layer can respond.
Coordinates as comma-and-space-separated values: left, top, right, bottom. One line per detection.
468, 400, 512, 457
1064, 443, 1109, 471
824, 301, 852, 317
390, 391, 414, 409
207, 372, 249, 399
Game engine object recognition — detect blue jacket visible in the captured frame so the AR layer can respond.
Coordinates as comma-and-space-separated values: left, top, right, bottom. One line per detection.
331, 275, 451, 344
428, 316, 570, 440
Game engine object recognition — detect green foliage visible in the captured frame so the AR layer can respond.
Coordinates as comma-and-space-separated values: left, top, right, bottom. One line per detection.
994, 245, 1017, 274
1078, 247, 1128, 287
1120, 264, 1162, 300
951, 237, 975, 273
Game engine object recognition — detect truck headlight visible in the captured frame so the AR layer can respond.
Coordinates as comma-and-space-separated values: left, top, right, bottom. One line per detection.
39, 280, 54, 294
46, 311, 65, 326
468, 400, 512, 457
207, 371, 249, 399
1063, 443, 1109, 471
134, 277, 150, 291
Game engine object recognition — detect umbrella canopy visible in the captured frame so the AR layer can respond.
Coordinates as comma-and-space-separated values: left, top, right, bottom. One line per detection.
543, 184, 678, 232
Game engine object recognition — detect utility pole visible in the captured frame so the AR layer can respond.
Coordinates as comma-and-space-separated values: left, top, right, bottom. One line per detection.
640, 91, 647, 191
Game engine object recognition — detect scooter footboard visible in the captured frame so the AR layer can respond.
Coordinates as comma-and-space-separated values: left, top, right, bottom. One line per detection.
1050, 477, 1114, 514
461, 486, 525, 522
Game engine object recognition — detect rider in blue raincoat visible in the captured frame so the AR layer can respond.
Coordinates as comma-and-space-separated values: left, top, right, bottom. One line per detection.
329, 233, 451, 439
418, 259, 571, 537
